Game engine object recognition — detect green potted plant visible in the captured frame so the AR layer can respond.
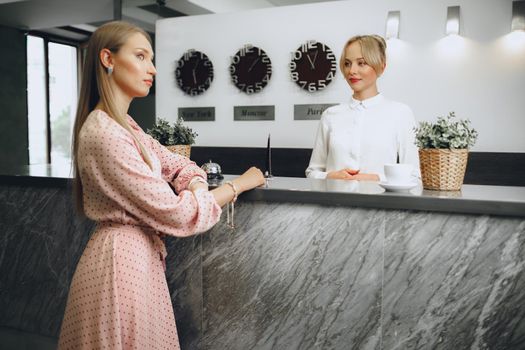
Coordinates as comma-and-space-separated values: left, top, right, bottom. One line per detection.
147, 117, 197, 158
414, 112, 478, 191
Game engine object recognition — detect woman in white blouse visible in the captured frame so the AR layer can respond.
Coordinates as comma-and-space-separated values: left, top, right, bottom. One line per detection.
306, 35, 419, 181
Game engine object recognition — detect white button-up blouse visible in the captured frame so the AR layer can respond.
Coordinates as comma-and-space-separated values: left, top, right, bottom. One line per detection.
305, 94, 420, 181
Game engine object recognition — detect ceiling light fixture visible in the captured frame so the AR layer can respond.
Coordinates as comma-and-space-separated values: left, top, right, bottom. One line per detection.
512, 0, 525, 32
385, 11, 400, 40
446, 6, 460, 36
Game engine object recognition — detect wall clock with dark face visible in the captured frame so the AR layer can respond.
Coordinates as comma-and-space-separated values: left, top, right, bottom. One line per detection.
289, 40, 337, 92
229, 44, 272, 94
175, 49, 214, 96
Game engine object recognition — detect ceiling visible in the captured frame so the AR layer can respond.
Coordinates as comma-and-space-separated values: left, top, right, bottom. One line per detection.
122, 0, 343, 33
0, 0, 342, 41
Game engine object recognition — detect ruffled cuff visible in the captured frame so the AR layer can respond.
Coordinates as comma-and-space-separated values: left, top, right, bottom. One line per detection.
172, 164, 207, 193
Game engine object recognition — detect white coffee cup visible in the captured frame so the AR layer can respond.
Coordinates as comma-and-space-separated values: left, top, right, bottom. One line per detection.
384, 164, 413, 184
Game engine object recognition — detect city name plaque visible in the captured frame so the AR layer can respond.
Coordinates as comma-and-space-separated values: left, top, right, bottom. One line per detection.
234, 105, 275, 121
293, 103, 337, 120
178, 107, 215, 121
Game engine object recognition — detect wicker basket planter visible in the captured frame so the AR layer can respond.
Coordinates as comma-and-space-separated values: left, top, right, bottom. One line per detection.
166, 145, 191, 158
147, 117, 197, 160
419, 148, 468, 191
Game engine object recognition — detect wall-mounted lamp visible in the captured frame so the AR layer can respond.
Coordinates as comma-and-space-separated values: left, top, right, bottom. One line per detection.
512, 0, 525, 32
446, 6, 460, 36
385, 11, 400, 39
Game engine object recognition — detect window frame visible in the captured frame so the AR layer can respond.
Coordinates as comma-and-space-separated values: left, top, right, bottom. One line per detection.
27, 30, 81, 164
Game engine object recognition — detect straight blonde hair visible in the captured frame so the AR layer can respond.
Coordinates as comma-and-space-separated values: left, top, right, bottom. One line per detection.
339, 35, 387, 75
72, 21, 153, 215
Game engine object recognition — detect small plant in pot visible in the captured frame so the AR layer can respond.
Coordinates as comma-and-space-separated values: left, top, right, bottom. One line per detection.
414, 112, 478, 191
147, 117, 197, 158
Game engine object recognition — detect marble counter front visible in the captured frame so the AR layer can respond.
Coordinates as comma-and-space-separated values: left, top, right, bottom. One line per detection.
1, 168, 524, 349
165, 201, 525, 349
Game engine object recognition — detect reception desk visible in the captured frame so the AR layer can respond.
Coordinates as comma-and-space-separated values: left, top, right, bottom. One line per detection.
1, 167, 524, 349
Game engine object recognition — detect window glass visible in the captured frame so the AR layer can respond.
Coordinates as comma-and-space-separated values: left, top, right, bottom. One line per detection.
27, 35, 47, 164
49, 42, 78, 166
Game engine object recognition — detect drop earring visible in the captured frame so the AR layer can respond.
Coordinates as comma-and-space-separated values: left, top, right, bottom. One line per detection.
108, 66, 113, 75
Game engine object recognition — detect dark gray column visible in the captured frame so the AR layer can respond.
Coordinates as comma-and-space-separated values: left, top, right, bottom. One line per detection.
0, 25, 28, 166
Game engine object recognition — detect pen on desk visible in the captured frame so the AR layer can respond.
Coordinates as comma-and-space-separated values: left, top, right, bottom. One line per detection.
265, 133, 272, 178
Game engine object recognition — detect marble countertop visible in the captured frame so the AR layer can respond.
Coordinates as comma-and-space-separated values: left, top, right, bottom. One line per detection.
1, 164, 524, 217
214, 176, 525, 217
228, 176, 525, 218
0, 163, 72, 187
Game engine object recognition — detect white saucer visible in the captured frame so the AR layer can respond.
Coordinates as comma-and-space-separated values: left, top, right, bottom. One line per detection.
379, 181, 418, 192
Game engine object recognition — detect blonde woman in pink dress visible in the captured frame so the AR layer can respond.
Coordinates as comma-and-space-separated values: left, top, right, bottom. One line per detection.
57, 21, 264, 349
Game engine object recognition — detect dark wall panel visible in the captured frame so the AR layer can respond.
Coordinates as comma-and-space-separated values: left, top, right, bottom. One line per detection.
190, 147, 525, 187
129, 32, 155, 131
129, 94, 155, 131
0, 25, 28, 166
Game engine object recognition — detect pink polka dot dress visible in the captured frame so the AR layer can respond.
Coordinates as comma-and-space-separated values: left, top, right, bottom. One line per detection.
58, 110, 221, 349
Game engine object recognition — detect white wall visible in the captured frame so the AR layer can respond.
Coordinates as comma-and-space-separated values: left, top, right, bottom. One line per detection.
156, 0, 525, 152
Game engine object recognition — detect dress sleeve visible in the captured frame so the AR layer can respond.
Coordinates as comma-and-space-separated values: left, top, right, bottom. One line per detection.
81, 126, 221, 237
306, 115, 329, 179
397, 107, 421, 179
143, 132, 207, 193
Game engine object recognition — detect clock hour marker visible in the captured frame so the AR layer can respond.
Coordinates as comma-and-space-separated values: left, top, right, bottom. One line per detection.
175, 49, 214, 96
290, 40, 337, 92
230, 44, 272, 94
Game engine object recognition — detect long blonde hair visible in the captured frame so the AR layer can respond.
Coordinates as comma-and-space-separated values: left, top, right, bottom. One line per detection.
72, 21, 153, 215
339, 34, 387, 75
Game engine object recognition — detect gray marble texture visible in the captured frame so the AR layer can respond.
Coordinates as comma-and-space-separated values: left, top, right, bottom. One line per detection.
1, 183, 525, 350
199, 202, 383, 350
167, 202, 525, 350
165, 233, 204, 350
0, 185, 94, 337
382, 212, 525, 349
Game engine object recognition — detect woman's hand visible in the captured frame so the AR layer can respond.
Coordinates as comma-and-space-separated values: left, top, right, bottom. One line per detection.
210, 167, 265, 207
327, 168, 359, 180
233, 167, 265, 193
347, 173, 380, 181
326, 168, 379, 181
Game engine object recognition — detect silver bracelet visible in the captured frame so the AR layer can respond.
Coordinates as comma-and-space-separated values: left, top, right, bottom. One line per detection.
188, 176, 208, 189
224, 181, 238, 202
224, 181, 238, 229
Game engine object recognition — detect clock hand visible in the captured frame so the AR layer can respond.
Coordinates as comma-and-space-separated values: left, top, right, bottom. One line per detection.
306, 53, 315, 70
312, 50, 318, 65
192, 59, 200, 84
248, 57, 260, 72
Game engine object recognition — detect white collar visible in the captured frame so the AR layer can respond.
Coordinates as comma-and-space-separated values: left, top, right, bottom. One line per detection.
349, 93, 384, 110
